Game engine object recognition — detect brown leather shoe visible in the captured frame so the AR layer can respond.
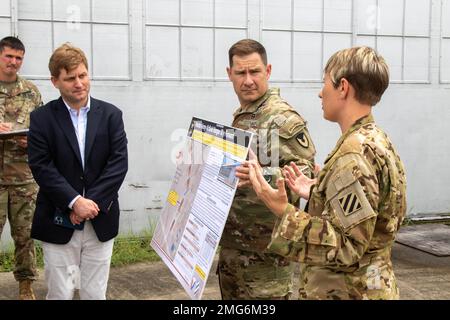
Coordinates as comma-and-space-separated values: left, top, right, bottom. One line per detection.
19, 280, 36, 300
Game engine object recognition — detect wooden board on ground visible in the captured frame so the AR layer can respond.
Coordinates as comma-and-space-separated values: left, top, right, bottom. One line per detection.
396, 224, 450, 257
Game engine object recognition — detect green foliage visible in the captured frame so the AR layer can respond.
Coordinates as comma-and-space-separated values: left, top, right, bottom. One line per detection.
0, 242, 44, 272
110, 235, 160, 267
1, 232, 160, 272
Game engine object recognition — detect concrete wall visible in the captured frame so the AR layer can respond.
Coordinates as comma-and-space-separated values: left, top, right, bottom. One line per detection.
1, 0, 450, 248
33, 80, 450, 229
1, 74, 450, 249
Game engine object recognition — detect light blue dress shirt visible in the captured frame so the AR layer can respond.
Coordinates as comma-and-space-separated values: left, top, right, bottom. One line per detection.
63, 97, 90, 209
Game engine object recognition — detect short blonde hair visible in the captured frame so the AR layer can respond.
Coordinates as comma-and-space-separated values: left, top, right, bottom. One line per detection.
48, 43, 88, 78
324, 46, 389, 106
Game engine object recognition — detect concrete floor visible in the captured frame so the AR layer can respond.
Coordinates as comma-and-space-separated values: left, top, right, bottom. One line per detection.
0, 242, 449, 300
391, 243, 450, 300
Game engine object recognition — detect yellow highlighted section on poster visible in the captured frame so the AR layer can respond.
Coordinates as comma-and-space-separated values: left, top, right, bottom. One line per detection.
195, 264, 206, 280
191, 130, 247, 158
167, 190, 178, 206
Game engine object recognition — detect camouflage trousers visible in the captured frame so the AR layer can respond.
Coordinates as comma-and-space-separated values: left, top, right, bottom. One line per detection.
0, 183, 38, 281
217, 247, 294, 300
298, 257, 400, 300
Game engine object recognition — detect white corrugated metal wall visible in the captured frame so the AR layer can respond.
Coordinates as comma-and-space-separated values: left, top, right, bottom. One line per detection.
1, 0, 450, 248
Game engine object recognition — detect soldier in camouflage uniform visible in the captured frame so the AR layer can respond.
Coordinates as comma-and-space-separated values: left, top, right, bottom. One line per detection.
218, 39, 316, 299
247, 46, 407, 299
0, 37, 42, 300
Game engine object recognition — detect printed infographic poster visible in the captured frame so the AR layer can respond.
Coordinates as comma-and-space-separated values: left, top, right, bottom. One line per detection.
151, 117, 253, 300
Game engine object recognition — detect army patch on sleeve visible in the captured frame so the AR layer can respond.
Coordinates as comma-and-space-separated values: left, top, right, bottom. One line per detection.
338, 192, 362, 216
296, 132, 309, 148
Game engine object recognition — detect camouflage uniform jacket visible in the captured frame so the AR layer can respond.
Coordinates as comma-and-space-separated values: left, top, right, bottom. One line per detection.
0, 76, 43, 185
268, 114, 407, 299
220, 88, 316, 252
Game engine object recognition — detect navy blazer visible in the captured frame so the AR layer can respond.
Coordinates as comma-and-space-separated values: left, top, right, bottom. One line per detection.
28, 97, 128, 244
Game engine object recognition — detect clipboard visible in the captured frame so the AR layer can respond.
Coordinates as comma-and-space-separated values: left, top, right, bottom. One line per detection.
0, 129, 29, 140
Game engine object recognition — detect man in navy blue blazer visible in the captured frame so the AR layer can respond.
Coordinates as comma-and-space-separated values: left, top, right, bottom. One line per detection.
27, 43, 128, 300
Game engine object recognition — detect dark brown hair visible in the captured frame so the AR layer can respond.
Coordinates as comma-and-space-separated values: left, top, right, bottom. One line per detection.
0, 36, 25, 53
228, 39, 267, 67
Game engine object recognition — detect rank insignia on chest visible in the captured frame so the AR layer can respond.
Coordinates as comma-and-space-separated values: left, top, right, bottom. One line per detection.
296, 132, 309, 148
338, 192, 362, 216
237, 120, 259, 131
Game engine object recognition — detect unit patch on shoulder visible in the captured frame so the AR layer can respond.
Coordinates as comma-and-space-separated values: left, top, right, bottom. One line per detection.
338, 192, 362, 216
296, 132, 309, 148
